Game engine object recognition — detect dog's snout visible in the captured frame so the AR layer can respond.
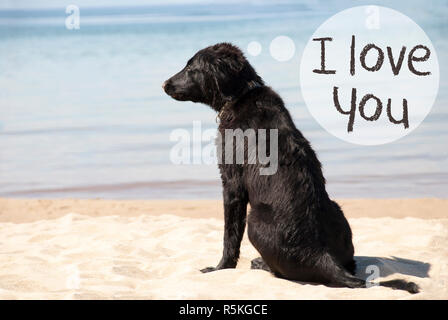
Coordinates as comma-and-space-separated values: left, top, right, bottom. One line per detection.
163, 80, 174, 93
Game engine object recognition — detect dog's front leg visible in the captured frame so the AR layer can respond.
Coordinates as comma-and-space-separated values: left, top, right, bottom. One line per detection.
201, 184, 248, 273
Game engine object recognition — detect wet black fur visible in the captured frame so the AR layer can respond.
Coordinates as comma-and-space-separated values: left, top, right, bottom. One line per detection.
163, 43, 419, 294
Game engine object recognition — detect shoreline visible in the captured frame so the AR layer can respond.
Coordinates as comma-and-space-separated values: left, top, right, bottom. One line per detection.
0, 198, 446, 223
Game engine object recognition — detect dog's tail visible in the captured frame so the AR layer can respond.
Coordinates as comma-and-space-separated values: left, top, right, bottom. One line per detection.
377, 279, 420, 293
322, 254, 419, 294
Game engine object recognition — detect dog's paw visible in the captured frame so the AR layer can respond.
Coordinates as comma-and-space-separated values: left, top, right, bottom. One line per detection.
250, 257, 271, 272
200, 266, 217, 273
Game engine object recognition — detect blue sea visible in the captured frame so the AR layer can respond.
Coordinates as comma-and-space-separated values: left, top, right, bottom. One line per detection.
0, 0, 447, 199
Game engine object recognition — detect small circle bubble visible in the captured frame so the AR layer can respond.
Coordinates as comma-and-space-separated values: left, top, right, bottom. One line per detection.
247, 41, 262, 56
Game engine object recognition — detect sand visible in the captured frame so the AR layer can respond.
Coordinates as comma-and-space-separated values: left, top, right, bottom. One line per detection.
0, 198, 447, 300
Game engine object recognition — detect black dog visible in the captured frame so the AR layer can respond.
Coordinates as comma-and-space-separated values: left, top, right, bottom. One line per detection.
163, 43, 418, 293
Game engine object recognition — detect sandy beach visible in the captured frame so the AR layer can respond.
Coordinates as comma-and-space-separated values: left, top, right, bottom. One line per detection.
0, 198, 447, 300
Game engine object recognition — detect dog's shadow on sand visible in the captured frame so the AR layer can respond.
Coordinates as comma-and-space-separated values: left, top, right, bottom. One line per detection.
251, 256, 430, 282
354, 256, 430, 280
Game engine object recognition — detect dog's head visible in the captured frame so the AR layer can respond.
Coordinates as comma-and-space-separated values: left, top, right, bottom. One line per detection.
163, 43, 263, 111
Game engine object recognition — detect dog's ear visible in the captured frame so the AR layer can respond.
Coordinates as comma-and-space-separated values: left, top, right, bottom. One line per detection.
217, 53, 245, 74
213, 54, 250, 102
206, 43, 264, 109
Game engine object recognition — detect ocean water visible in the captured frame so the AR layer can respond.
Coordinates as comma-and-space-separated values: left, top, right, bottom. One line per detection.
0, 0, 447, 199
